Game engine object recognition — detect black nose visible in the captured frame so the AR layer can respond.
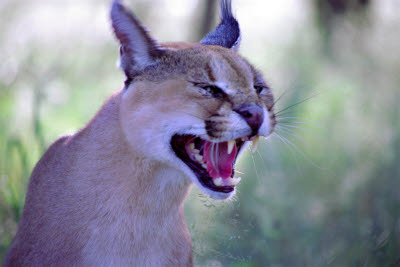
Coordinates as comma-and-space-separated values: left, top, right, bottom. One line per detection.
234, 104, 264, 135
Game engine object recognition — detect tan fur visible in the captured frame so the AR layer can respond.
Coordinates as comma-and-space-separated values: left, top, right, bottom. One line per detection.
5, 41, 275, 265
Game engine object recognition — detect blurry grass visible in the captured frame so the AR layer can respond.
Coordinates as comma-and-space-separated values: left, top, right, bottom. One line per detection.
0, 86, 47, 258
0, 138, 28, 258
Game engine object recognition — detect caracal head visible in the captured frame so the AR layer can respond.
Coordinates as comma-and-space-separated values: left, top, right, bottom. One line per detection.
111, 0, 276, 200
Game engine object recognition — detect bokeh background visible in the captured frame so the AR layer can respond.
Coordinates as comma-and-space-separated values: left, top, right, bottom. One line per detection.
1, 0, 399, 266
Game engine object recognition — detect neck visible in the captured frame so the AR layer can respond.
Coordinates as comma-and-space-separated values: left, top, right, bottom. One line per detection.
69, 91, 193, 265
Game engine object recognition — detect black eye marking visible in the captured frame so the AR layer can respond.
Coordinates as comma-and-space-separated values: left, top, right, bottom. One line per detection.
191, 82, 226, 99
202, 85, 225, 98
254, 85, 265, 94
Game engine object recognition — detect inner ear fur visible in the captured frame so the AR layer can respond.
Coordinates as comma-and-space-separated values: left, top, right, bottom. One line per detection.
110, 0, 164, 78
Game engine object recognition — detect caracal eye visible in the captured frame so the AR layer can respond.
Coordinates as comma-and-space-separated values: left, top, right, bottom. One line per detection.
254, 85, 265, 94
201, 85, 225, 98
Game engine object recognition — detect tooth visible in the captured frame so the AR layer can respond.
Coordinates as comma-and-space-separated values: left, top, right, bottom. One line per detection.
230, 177, 241, 186
189, 143, 195, 152
252, 136, 260, 153
213, 177, 223, 186
193, 148, 200, 154
195, 154, 204, 163
227, 140, 235, 154
202, 163, 207, 169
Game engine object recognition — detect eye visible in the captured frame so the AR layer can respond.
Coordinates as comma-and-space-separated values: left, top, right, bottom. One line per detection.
201, 85, 225, 98
254, 85, 265, 94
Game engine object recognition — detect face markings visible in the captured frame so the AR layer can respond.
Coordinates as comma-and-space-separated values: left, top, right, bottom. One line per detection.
163, 47, 274, 141
128, 44, 275, 141
204, 63, 217, 83
205, 118, 226, 139
209, 53, 264, 106
211, 53, 253, 91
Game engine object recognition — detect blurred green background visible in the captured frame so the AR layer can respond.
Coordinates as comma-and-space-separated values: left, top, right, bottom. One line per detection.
1, 0, 399, 266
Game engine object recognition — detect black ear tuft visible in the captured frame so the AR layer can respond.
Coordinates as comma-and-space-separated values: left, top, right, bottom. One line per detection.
200, 0, 241, 51
110, 0, 163, 78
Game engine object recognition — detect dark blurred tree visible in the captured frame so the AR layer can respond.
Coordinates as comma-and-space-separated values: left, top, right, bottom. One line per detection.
313, 0, 371, 56
190, 0, 218, 42
198, 0, 218, 41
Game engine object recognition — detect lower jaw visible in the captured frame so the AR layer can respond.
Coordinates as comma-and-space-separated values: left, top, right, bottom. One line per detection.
196, 175, 235, 194
195, 181, 235, 199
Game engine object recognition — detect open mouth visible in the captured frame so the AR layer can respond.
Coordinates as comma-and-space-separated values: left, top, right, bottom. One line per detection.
171, 134, 260, 193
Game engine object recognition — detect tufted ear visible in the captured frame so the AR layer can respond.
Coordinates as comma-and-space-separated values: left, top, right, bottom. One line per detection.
110, 0, 163, 78
200, 0, 241, 51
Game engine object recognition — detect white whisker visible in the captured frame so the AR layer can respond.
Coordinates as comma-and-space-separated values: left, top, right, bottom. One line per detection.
255, 148, 271, 177
235, 169, 244, 174
277, 120, 327, 131
250, 152, 260, 182
275, 116, 322, 123
276, 124, 326, 139
274, 132, 326, 170
276, 125, 331, 147
272, 132, 301, 175
275, 126, 305, 141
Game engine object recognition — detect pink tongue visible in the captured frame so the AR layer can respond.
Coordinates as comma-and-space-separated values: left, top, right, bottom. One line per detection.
203, 141, 237, 179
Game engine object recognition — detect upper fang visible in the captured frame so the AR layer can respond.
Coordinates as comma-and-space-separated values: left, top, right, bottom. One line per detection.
252, 136, 260, 153
189, 143, 195, 152
227, 140, 235, 154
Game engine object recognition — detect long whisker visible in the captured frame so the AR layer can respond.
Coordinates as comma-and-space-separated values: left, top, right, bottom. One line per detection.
271, 90, 288, 110
276, 116, 323, 124
274, 132, 327, 170
275, 126, 299, 137
276, 117, 326, 131
278, 121, 327, 131
256, 150, 265, 163
255, 148, 272, 177
275, 126, 311, 149
250, 152, 260, 182
277, 124, 327, 138
275, 92, 320, 116
272, 132, 301, 174
275, 110, 301, 118
235, 169, 244, 174
276, 124, 335, 160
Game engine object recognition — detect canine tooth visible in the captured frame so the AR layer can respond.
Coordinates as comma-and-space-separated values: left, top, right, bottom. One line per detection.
227, 140, 235, 154
213, 177, 223, 186
195, 154, 204, 163
202, 163, 207, 169
230, 177, 241, 186
189, 143, 195, 152
252, 136, 260, 153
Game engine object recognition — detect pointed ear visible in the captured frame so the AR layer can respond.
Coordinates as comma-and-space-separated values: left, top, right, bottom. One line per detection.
110, 0, 163, 78
200, 0, 241, 51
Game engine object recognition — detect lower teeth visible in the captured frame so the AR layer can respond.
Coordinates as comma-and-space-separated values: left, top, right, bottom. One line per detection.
212, 177, 241, 187
213, 177, 223, 186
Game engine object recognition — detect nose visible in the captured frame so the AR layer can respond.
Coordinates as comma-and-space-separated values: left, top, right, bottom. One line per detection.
234, 104, 264, 135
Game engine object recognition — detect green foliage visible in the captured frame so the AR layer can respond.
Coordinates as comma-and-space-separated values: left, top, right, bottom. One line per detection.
1, 0, 399, 265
